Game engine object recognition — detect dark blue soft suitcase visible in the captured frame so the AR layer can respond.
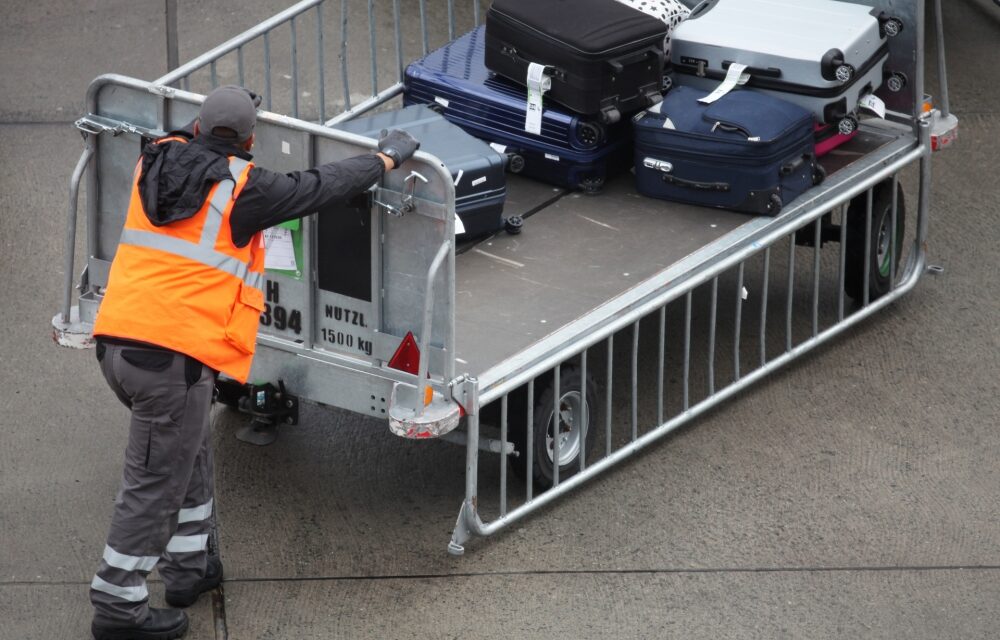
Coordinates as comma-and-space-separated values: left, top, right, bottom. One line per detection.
633, 86, 823, 215
404, 26, 632, 194
333, 104, 507, 238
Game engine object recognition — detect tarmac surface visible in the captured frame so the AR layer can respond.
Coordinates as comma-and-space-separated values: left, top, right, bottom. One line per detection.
1, 1, 998, 638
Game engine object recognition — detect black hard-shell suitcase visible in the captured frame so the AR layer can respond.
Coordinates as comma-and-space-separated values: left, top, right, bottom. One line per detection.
404, 27, 632, 193
333, 105, 507, 238
485, 0, 668, 124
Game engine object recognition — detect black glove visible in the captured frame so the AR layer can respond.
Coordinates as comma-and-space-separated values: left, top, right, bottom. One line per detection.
378, 128, 420, 169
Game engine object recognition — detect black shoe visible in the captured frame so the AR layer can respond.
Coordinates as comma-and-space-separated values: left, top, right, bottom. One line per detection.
92, 608, 188, 640
165, 556, 223, 608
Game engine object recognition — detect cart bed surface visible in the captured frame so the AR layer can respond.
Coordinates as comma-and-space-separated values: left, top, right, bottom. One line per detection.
453, 124, 911, 383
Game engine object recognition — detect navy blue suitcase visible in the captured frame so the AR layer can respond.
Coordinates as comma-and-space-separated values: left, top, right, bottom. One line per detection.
404, 26, 632, 194
633, 86, 823, 215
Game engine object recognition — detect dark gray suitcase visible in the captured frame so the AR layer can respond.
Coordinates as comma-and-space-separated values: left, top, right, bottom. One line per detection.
332, 105, 507, 238
671, 0, 907, 135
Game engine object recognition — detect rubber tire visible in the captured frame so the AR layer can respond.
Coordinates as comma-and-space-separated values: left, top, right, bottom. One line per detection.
508, 365, 599, 491
844, 181, 906, 302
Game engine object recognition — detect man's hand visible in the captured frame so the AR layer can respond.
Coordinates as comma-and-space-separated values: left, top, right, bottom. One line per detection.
378, 129, 420, 170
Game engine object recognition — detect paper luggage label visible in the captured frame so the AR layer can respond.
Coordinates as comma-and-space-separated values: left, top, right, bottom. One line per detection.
858, 93, 886, 119
697, 63, 750, 104
525, 62, 552, 135
263, 227, 297, 272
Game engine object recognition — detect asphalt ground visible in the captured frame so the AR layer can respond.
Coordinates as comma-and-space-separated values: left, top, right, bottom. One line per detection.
1, 1, 998, 638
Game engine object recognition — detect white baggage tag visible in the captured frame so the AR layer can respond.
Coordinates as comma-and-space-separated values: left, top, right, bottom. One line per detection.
698, 63, 749, 104
858, 93, 886, 119
454, 214, 466, 236
263, 227, 297, 272
525, 62, 552, 135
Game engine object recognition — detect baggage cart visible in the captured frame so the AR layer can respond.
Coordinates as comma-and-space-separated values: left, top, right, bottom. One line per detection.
54, 0, 958, 555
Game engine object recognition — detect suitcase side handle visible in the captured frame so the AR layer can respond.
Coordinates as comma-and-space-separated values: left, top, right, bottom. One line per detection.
608, 46, 664, 74
498, 46, 567, 81
688, 0, 720, 20
721, 60, 782, 79
661, 173, 731, 192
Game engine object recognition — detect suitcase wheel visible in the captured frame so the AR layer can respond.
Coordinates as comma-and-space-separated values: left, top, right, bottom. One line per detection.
576, 121, 605, 148
885, 71, 908, 93
504, 215, 524, 235
878, 14, 904, 38
580, 176, 606, 195
599, 106, 622, 125
766, 193, 783, 215
812, 164, 827, 186
838, 116, 859, 136
835, 64, 855, 83
507, 153, 526, 174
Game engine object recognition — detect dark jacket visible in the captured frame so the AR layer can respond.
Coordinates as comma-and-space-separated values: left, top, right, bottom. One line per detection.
137, 129, 385, 247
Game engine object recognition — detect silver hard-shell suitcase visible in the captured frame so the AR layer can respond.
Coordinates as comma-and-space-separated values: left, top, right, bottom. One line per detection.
670, 0, 907, 134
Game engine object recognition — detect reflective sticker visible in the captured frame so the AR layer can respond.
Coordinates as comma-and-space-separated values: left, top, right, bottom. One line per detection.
102, 546, 158, 572
177, 499, 214, 524
471, 176, 487, 186
165, 534, 209, 554
91, 576, 149, 602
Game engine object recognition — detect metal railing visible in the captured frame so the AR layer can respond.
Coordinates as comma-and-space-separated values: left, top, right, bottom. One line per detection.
449, 121, 932, 553
154, 0, 485, 125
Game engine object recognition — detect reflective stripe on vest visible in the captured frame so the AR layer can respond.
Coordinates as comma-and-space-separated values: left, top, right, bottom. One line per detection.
117, 157, 262, 291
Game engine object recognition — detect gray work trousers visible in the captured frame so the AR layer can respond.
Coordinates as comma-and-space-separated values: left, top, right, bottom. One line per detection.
91, 341, 216, 625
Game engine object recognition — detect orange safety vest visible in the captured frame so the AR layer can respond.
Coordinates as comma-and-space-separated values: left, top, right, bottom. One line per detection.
93, 137, 265, 383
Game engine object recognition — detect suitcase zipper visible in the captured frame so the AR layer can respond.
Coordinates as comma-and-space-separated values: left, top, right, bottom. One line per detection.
489, 9, 665, 58
673, 42, 889, 98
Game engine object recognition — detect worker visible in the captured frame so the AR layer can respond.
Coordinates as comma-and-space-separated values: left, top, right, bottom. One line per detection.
88, 85, 419, 640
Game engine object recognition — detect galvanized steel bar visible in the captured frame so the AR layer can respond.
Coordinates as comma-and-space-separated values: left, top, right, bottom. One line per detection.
890, 173, 899, 291
708, 277, 718, 395
933, 0, 950, 117
605, 337, 613, 456
500, 394, 508, 516
291, 17, 299, 118
62, 145, 96, 322
448, 0, 456, 40
579, 349, 588, 471
786, 234, 795, 352
415, 241, 452, 416
812, 218, 821, 338
317, 4, 326, 123
526, 379, 534, 502
420, 0, 429, 56
759, 247, 770, 367
863, 190, 873, 305
473, 0, 481, 26
323, 83, 405, 126
165, 0, 179, 76
733, 262, 744, 382
264, 32, 272, 110
369, 0, 379, 94
552, 365, 560, 486
657, 306, 665, 426
683, 290, 691, 410
393, 0, 404, 83
339, 0, 351, 111
210, 61, 217, 88
153, 0, 324, 87
631, 321, 639, 442
237, 46, 245, 87
838, 204, 847, 320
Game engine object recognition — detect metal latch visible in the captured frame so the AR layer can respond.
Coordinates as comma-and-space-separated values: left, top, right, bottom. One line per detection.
75, 114, 166, 139
374, 170, 429, 217
643, 157, 673, 173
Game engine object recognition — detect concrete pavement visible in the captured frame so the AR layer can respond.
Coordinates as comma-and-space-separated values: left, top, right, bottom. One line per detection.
1, 1, 998, 638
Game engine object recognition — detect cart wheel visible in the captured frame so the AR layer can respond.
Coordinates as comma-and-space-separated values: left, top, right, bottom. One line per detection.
508, 365, 599, 491
812, 163, 827, 186
844, 181, 906, 302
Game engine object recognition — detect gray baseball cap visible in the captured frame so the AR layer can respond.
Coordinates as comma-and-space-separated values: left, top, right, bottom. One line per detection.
198, 85, 261, 142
